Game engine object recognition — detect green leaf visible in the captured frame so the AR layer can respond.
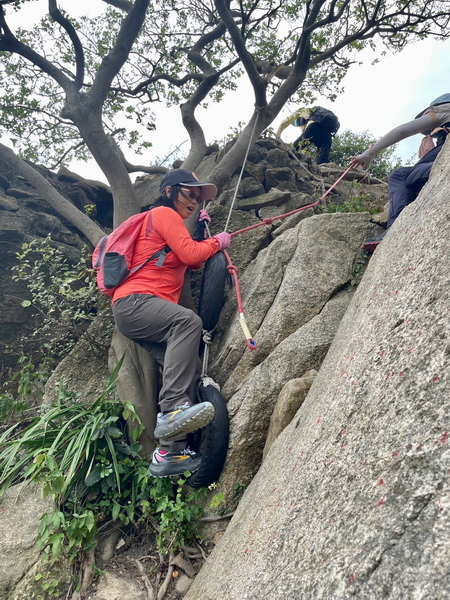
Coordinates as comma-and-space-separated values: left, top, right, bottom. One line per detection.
111, 502, 121, 521
84, 465, 102, 487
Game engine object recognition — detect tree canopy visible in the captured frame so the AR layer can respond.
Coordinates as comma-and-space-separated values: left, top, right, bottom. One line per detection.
1, 0, 449, 227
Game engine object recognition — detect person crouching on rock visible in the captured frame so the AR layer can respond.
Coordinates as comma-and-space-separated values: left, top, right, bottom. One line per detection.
351, 93, 450, 252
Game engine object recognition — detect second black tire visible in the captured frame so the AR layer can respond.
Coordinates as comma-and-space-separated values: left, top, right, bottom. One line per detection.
197, 251, 228, 332
186, 381, 229, 488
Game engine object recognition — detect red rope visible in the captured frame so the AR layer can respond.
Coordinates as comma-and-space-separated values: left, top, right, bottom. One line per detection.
222, 250, 257, 349
230, 162, 356, 238
221, 162, 357, 350
223, 251, 242, 311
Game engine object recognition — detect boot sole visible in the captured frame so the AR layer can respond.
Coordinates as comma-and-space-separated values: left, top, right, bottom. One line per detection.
149, 458, 202, 478
154, 403, 215, 441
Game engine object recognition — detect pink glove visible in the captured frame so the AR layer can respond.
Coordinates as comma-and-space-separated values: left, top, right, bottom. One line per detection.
199, 209, 211, 224
214, 232, 231, 250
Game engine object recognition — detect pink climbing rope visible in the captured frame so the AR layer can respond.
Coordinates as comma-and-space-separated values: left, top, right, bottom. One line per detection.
223, 249, 257, 350
230, 162, 357, 238
225, 162, 357, 350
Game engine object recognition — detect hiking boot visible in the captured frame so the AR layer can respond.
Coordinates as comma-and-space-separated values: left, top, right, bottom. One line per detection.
363, 230, 387, 252
149, 447, 202, 478
154, 401, 214, 441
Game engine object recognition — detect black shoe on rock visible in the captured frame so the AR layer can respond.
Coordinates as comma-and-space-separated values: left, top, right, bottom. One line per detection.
363, 230, 387, 252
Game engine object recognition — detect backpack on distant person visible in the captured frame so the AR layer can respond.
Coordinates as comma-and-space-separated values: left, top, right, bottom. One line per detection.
309, 107, 340, 135
418, 123, 450, 158
92, 210, 171, 297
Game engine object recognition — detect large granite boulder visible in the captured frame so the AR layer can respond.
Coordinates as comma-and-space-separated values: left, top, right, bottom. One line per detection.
185, 141, 450, 599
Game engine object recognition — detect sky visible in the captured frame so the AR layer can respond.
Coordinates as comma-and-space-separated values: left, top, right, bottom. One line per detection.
3, 1, 450, 183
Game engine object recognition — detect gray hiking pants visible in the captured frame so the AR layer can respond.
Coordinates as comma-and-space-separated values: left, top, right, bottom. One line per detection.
112, 293, 202, 450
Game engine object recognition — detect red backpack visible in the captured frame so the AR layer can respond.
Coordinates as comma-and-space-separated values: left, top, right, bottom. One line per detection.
92, 210, 170, 297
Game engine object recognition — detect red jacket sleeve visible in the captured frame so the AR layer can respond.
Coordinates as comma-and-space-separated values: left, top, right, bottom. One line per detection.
153, 206, 220, 265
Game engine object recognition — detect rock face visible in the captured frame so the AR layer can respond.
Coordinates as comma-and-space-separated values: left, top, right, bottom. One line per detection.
185, 144, 450, 598
0, 157, 112, 373
0, 137, 391, 599
0, 484, 71, 600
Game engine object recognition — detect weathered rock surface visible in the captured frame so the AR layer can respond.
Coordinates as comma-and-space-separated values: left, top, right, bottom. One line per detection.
0, 136, 393, 599
185, 142, 450, 599
209, 212, 380, 396
0, 484, 70, 600
262, 369, 317, 459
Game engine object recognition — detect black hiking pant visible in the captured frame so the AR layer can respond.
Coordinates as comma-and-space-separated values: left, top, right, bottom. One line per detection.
293, 122, 333, 164
387, 143, 443, 228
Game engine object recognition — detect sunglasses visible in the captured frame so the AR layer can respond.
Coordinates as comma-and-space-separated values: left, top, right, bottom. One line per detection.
178, 187, 202, 205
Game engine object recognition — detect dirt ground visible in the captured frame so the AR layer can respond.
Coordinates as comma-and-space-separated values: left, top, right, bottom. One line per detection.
84, 530, 211, 599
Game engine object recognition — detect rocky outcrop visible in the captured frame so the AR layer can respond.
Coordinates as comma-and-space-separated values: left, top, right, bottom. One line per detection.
0, 137, 391, 599
0, 156, 112, 374
0, 484, 71, 600
185, 143, 450, 599
262, 368, 317, 459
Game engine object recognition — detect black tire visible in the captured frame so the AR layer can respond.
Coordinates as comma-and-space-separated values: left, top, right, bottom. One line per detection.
198, 251, 228, 332
186, 381, 229, 488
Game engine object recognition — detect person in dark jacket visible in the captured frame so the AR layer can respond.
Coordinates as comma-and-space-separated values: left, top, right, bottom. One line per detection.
277, 106, 340, 164
351, 93, 450, 251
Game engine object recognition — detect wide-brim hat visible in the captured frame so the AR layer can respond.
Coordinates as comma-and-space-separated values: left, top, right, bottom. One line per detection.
159, 168, 217, 202
415, 93, 450, 119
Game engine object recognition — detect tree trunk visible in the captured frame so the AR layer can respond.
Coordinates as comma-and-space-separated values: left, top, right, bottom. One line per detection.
69, 108, 141, 226
109, 329, 159, 459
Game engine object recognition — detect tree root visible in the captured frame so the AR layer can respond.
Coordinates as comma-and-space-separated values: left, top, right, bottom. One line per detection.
157, 552, 175, 600
170, 552, 196, 578
135, 558, 157, 600
79, 549, 96, 596
197, 511, 234, 521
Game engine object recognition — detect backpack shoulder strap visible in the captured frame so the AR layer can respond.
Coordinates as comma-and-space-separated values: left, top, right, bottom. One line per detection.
131, 209, 171, 273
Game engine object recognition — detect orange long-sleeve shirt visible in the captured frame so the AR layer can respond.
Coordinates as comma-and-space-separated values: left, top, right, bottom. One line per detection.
112, 206, 220, 304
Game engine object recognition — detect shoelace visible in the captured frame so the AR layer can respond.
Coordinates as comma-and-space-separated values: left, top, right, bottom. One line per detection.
179, 448, 196, 457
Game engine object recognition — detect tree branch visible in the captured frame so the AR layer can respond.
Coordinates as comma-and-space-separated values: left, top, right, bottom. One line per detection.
214, 0, 267, 107
91, 0, 150, 107
48, 0, 85, 90
0, 143, 105, 245
0, 6, 75, 94
101, 0, 133, 12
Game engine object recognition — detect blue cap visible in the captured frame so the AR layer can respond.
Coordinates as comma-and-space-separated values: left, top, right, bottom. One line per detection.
416, 93, 450, 118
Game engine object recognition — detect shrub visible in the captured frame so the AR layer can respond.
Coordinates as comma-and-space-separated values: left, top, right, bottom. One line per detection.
330, 129, 403, 179
0, 360, 206, 564
11, 235, 104, 360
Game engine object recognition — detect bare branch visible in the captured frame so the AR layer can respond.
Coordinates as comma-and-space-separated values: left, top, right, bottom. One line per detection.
48, 0, 85, 89
0, 6, 75, 93
214, 0, 267, 107
101, 0, 133, 12
91, 0, 150, 106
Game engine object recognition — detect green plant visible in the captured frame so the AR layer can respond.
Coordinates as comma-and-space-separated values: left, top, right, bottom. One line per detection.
350, 251, 370, 287
322, 181, 379, 214
329, 129, 403, 179
0, 359, 207, 564
0, 354, 55, 428
11, 235, 103, 359
0, 391, 28, 425
151, 477, 207, 554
